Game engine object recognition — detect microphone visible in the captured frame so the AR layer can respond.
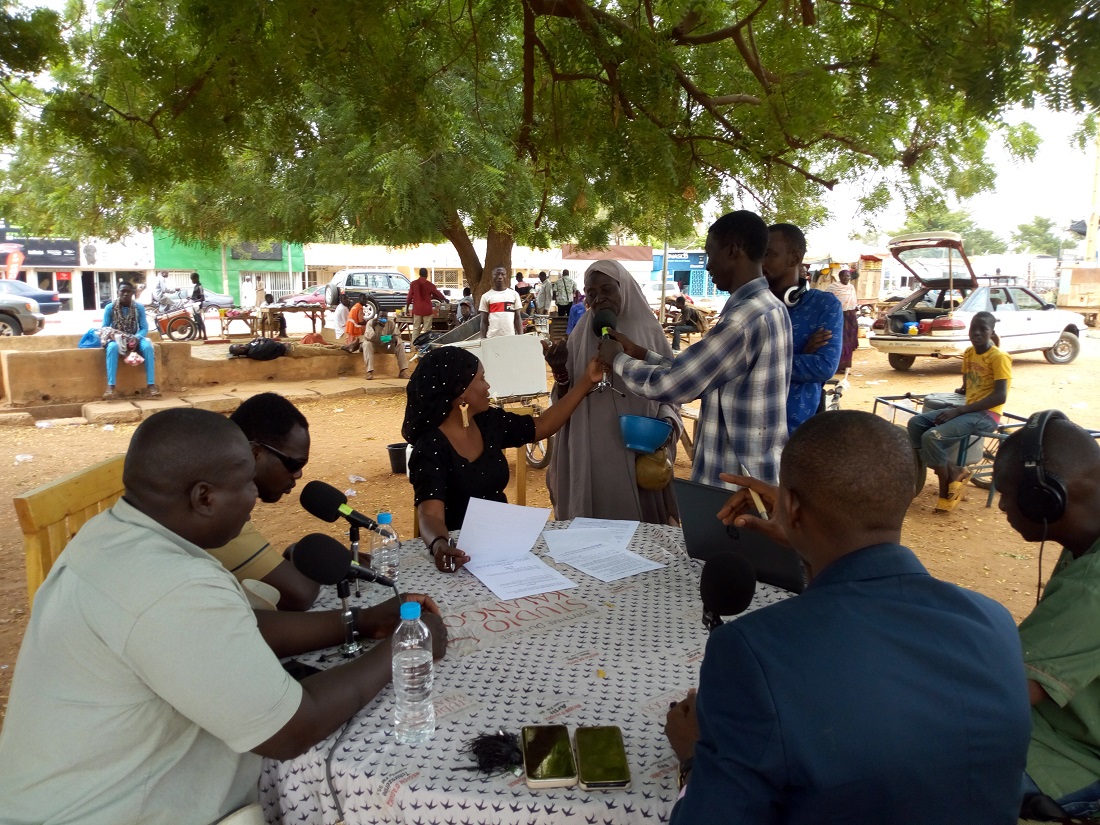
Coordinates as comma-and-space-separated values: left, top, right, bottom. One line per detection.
291, 532, 396, 588
700, 552, 757, 632
591, 308, 618, 339
300, 480, 381, 533
590, 308, 624, 396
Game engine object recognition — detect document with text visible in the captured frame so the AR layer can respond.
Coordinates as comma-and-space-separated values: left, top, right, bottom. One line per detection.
460, 499, 576, 600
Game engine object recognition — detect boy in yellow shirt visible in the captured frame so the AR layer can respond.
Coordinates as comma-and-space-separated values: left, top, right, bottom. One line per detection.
907, 311, 1011, 512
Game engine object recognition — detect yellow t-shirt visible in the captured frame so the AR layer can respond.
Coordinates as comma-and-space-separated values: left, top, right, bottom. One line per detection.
962, 345, 1012, 415
206, 520, 282, 582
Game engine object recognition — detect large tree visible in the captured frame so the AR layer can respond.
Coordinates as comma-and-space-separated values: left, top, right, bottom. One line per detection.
1012, 216, 1069, 257
897, 201, 1008, 255
2, 1, 1097, 297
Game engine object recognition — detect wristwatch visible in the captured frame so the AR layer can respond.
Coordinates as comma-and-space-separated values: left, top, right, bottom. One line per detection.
428, 536, 448, 559
677, 757, 693, 790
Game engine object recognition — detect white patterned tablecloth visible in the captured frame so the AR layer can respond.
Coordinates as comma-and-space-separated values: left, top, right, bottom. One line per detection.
260, 522, 791, 825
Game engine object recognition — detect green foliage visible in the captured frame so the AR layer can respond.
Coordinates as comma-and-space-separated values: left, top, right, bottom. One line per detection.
0, 3, 63, 142
1012, 216, 1069, 257
896, 201, 1008, 254
1, 0, 1098, 291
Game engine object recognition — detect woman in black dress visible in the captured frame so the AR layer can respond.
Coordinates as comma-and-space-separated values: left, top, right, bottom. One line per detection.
404, 346, 601, 573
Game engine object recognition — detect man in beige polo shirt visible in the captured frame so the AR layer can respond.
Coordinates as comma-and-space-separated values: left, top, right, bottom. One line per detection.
0, 407, 446, 825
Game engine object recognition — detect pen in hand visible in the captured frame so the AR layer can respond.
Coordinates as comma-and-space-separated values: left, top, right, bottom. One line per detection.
740, 463, 769, 521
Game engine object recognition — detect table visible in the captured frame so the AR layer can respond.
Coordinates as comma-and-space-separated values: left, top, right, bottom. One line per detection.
261, 306, 327, 338
260, 522, 791, 824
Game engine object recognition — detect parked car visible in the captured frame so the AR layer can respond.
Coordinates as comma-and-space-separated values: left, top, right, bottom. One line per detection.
0, 278, 61, 314
0, 294, 45, 335
200, 289, 235, 310
869, 231, 1085, 370
281, 284, 328, 306
325, 269, 411, 322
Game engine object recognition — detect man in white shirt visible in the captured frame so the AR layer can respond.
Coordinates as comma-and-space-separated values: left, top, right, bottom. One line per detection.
333, 293, 351, 341
150, 270, 178, 310
0, 408, 446, 825
479, 266, 523, 338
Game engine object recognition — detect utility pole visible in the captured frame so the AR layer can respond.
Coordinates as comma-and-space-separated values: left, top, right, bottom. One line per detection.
1086, 130, 1100, 263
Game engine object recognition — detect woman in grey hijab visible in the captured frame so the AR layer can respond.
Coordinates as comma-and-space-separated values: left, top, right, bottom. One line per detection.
544, 260, 681, 524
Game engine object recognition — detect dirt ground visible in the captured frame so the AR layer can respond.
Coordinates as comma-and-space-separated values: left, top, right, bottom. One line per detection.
2, 333, 1099, 724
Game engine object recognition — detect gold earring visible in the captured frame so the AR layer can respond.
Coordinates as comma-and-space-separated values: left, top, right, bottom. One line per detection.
459, 400, 470, 428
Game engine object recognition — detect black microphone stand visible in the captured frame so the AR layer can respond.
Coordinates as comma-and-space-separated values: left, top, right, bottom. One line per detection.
349, 523, 361, 597
337, 579, 363, 657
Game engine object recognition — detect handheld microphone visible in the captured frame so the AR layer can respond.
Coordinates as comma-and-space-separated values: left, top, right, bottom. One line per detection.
699, 552, 757, 632
290, 532, 396, 588
591, 308, 618, 339
300, 480, 381, 533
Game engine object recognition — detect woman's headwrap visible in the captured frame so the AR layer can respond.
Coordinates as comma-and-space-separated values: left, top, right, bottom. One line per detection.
402, 346, 481, 444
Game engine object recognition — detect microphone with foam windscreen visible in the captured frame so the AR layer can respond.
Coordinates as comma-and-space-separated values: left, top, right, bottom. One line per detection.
700, 552, 757, 632
291, 532, 396, 588
300, 480, 382, 533
591, 308, 618, 339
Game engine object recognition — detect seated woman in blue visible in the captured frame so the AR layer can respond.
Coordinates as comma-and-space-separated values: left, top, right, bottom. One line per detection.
404, 346, 600, 573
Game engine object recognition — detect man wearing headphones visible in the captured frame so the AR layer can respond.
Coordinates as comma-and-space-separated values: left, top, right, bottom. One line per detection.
762, 223, 843, 433
993, 411, 1100, 818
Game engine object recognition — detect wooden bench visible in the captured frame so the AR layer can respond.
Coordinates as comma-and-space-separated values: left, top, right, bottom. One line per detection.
13, 455, 126, 605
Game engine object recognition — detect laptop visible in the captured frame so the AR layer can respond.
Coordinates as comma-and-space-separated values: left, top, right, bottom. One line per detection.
672, 477, 806, 594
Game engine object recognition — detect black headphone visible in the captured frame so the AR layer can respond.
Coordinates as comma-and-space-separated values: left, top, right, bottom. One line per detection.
782, 281, 807, 308
1017, 409, 1069, 523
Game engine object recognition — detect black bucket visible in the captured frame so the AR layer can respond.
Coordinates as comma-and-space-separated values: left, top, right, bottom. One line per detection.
387, 443, 407, 474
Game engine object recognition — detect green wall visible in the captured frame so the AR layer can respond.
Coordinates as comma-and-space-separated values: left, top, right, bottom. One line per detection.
152, 229, 305, 303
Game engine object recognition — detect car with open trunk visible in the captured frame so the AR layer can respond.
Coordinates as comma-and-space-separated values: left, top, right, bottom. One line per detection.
868, 231, 1085, 370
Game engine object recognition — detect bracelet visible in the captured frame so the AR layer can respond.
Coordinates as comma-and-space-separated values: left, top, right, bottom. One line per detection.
428, 536, 448, 558
552, 372, 570, 385
677, 757, 693, 790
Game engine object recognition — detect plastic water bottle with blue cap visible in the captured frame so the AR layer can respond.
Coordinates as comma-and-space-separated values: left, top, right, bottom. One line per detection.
372, 510, 400, 580
392, 601, 435, 744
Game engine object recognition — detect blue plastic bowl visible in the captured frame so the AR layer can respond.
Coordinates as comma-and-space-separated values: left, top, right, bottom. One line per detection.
619, 414, 673, 453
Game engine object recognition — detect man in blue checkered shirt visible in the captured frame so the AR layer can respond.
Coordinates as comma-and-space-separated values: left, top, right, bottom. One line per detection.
597, 211, 792, 487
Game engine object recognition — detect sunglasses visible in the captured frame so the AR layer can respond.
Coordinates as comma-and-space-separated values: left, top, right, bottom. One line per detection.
252, 441, 307, 474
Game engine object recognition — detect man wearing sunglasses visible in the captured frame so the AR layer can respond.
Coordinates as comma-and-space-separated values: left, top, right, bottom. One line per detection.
207, 393, 321, 610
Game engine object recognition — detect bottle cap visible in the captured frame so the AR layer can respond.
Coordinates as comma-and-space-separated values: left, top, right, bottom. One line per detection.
377, 511, 393, 525
399, 601, 421, 621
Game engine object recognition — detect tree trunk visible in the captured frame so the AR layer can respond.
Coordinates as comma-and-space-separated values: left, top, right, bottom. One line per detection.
438, 210, 515, 306
439, 210, 484, 297
481, 227, 515, 302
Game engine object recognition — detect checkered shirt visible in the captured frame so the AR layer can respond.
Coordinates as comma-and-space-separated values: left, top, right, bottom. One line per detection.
612, 277, 791, 488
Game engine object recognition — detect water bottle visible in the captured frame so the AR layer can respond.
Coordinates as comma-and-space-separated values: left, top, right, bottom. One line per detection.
372, 510, 400, 580
392, 601, 435, 744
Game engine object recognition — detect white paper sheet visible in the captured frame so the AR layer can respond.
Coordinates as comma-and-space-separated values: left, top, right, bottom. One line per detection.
542, 527, 664, 583
567, 517, 639, 550
458, 498, 552, 563
463, 555, 577, 601
542, 528, 617, 558
458, 499, 572, 599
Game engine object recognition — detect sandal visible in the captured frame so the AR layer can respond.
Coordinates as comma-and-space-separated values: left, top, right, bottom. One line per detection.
102, 389, 117, 401
147, 385, 162, 398
398, 370, 410, 379
947, 469, 973, 503
934, 496, 959, 513
365, 371, 374, 381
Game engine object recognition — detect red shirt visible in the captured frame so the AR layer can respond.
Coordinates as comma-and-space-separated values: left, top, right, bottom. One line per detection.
407, 278, 447, 316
